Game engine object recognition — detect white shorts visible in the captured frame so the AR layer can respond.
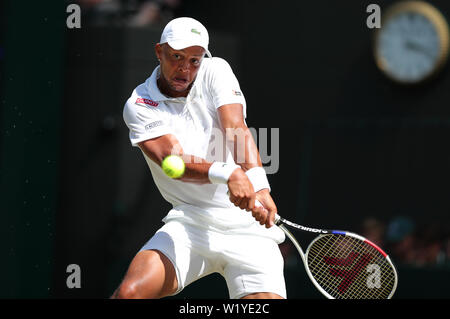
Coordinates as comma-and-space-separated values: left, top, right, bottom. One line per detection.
140, 220, 287, 299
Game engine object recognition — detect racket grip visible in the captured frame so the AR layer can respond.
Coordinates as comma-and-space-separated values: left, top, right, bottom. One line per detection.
274, 214, 281, 224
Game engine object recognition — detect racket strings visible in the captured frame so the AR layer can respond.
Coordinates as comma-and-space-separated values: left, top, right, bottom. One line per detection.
309, 235, 357, 296
309, 237, 371, 298
313, 237, 394, 299
306, 235, 396, 299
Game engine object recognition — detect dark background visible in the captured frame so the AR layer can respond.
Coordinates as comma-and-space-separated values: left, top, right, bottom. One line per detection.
1, 0, 450, 299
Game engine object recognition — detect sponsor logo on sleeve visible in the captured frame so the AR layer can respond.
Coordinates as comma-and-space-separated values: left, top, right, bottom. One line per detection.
145, 120, 163, 130
232, 90, 242, 96
136, 97, 159, 107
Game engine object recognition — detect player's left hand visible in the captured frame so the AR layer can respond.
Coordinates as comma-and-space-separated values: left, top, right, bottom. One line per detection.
253, 189, 277, 228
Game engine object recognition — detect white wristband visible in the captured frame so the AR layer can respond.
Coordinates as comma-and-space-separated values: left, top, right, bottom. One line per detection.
208, 162, 240, 184
245, 166, 270, 192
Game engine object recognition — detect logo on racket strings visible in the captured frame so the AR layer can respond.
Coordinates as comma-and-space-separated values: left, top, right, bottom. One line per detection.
323, 252, 380, 294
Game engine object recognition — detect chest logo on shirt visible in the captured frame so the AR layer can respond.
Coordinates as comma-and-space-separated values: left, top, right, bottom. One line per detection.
136, 97, 159, 107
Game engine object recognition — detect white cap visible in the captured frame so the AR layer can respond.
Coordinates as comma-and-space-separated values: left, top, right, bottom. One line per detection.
160, 17, 212, 58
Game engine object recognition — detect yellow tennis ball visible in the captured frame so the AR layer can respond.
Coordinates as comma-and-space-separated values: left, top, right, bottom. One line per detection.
161, 155, 185, 178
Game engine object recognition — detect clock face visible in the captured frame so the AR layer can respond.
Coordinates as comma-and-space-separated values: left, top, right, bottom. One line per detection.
376, 11, 442, 83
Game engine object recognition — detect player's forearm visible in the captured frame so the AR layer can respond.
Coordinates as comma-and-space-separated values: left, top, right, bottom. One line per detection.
177, 155, 211, 184
137, 133, 248, 187
138, 136, 212, 184
217, 104, 263, 171
225, 125, 262, 171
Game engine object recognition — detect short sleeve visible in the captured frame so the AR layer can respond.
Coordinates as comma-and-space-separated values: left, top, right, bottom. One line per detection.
208, 58, 247, 117
123, 97, 172, 146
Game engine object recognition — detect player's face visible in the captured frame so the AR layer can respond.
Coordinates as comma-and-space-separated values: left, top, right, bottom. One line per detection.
156, 44, 205, 97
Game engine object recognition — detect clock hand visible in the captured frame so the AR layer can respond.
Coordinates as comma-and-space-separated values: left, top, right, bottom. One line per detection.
404, 41, 434, 60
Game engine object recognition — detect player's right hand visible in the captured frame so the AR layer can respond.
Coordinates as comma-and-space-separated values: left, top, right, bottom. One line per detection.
227, 168, 256, 212
254, 189, 277, 228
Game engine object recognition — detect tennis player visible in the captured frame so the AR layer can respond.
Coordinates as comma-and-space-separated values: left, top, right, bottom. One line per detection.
111, 17, 286, 299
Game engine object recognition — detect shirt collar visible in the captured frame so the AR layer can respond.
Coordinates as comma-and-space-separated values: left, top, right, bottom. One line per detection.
147, 66, 172, 102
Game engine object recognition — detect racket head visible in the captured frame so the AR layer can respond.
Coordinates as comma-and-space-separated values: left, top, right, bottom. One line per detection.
304, 232, 398, 299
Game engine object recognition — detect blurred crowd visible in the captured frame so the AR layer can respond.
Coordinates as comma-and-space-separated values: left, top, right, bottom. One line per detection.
360, 216, 450, 267
72, 0, 184, 27
279, 215, 450, 269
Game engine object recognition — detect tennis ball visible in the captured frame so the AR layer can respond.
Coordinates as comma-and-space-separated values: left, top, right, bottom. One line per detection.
161, 155, 185, 178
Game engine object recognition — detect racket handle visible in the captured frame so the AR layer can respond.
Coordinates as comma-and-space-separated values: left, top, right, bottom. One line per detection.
274, 214, 281, 224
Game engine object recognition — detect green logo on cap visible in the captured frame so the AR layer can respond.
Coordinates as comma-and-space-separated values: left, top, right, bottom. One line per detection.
191, 28, 201, 35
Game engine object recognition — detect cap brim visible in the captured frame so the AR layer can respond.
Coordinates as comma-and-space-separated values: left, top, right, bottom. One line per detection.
167, 40, 212, 58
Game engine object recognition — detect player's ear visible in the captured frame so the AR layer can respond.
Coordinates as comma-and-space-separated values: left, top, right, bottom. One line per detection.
155, 43, 163, 62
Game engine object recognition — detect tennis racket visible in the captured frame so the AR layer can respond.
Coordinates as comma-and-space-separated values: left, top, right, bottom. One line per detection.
247, 199, 398, 299
228, 192, 398, 299
274, 213, 398, 299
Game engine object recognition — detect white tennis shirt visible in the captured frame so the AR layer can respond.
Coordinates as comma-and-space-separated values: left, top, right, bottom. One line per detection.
123, 57, 284, 241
